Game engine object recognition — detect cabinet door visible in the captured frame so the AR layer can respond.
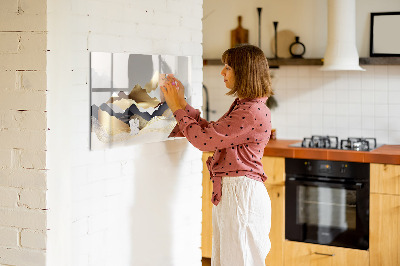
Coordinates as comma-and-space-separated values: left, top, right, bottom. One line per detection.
201, 152, 213, 258
370, 193, 400, 266
264, 184, 284, 266
262, 156, 285, 185
284, 241, 369, 266
370, 163, 400, 195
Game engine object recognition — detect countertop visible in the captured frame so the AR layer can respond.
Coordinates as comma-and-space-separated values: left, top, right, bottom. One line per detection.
263, 139, 400, 165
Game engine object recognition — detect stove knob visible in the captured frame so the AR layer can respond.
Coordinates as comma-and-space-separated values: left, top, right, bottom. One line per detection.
340, 164, 347, 174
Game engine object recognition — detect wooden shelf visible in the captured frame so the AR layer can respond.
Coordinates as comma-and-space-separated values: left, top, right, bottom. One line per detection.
203, 58, 323, 67
203, 57, 400, 67
359, 57, 400, 65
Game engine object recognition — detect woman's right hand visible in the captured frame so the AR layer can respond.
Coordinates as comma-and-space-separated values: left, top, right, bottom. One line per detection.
169, 76, 187, 109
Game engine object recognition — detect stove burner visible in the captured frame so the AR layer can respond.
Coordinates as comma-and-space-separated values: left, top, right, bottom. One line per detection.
301, 135, 339, 149
340, 137, 377, 151
295, 136, 378, 151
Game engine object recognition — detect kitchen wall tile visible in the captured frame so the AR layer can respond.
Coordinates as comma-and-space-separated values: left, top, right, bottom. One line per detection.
323, 115, 336, 129
311, 102, 324, 114
322, 70, 335, 78
298, 77, 311, 89
323, 103, 336, 115
388, 91, 400, 104
374, 130, 389, 144
285, 66, 298, 77
361, 104, 375, 117
336, 103, 349, 116
335, 72, 349, 90
348, 90, 362, 103
375, 104, 389, 117
323, 86, 336, 103
349, 128, 362, 137
336, 128, 349, 139
361, 90, 374, 103
348, 71, 362, 90
310, 77, 324, 89
362, 116, 375, 130
374, 65, 388, 77
336, 90, 349, 103
374, 90, 388, 104
388, 75, 400, 91
311, 114, 324, 128
203, 65, 400, 144
374, 77, 388, 91
362, 129, 375, 138
310, 66, 323, 77
336, 115, 348, 128
374, 117, 389, 130
388, 117, 400, 131
286, 77, 299, 89
298, 67, 311, 78
389, 104, 400, 117
388, 131, 400, 143
348, 103, 362, 116
311, 86, 323, 101
361, 75, 374, 91
349, 116, 362, 129
311, 127, 325, 136
387, 65, 400, 76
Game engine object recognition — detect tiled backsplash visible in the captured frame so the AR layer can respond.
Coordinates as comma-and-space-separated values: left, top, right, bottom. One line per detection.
203, 65, 400, 144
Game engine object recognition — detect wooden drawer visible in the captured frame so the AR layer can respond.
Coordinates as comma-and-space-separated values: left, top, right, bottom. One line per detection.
284, 241, 369, 266
370, 193, 400, 266
262, 156, 285, 186
370, 163, 400, 195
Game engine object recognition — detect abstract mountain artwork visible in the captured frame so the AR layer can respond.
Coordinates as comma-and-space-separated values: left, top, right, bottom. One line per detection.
90, 52, 192, 149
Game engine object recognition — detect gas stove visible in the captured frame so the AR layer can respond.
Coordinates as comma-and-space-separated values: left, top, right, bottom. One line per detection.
289, 135, 381, 151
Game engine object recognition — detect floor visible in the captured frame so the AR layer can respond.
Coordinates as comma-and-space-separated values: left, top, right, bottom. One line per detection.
202, 257, 211, 266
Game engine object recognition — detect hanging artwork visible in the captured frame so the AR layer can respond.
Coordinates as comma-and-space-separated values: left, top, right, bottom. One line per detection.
90, 52, 192, 149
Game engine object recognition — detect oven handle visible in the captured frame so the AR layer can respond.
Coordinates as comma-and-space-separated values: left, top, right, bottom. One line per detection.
286, 177, 364, 189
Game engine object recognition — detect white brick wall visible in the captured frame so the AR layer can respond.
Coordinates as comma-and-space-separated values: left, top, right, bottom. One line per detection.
0, 0, 48, 265
47, 1, 203, 266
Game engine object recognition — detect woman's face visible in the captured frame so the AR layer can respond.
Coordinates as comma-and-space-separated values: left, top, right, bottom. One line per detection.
220, 64, 235, 89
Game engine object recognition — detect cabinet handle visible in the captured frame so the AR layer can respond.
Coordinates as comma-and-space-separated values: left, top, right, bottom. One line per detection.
314, 252, 335, 257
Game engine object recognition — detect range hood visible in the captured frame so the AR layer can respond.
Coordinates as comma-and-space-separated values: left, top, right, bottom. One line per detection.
320, 0, 365, 71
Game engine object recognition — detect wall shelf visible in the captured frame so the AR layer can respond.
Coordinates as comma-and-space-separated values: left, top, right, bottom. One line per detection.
203, 57, 400, 67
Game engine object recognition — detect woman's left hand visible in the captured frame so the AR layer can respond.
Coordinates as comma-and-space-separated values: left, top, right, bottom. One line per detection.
161, 77, 184, 113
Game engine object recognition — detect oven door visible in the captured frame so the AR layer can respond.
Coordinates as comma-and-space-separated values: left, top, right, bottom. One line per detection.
285, 177, 369, 250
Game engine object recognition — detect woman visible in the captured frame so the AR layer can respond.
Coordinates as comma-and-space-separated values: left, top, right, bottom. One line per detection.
162, 44, 273, 266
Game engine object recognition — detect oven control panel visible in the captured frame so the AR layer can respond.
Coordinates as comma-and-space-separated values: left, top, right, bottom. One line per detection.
286, 158, 369, 180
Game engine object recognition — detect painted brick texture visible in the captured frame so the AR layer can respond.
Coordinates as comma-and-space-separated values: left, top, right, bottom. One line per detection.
46, 0, 204, 266
0, 0, 48, 265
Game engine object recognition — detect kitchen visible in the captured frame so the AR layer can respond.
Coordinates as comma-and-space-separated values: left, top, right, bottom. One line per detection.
202, 0, 400, 265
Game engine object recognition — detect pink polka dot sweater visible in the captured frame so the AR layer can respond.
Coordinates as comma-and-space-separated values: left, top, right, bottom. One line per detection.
170, 97, 272, 206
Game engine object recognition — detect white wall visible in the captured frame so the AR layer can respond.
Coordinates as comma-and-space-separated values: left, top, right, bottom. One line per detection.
203, 0, 400, 58
47, 0, 203, 266
203, 0, 400, 145
0, 0, 48, 265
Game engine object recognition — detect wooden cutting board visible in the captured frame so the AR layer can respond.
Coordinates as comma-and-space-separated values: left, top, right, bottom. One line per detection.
231, 16, 249, 48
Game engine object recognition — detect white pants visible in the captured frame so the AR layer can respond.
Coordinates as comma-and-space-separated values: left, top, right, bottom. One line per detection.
212, 176, 271, 266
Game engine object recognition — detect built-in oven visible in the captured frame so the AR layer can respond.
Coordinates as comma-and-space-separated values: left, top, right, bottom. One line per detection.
285, 158, 370, 250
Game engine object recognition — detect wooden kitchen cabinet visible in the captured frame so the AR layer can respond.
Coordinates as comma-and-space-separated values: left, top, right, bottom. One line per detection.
264, 184, 285, 266
370, 163, 400, 195
370, 163, 400, 266
202, 152, 213, 258
284, 241, 369, 266
262, 156, 285, 266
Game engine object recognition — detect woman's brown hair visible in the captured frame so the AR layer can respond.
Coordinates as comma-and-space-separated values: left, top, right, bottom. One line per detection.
221, 44, 273, 99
